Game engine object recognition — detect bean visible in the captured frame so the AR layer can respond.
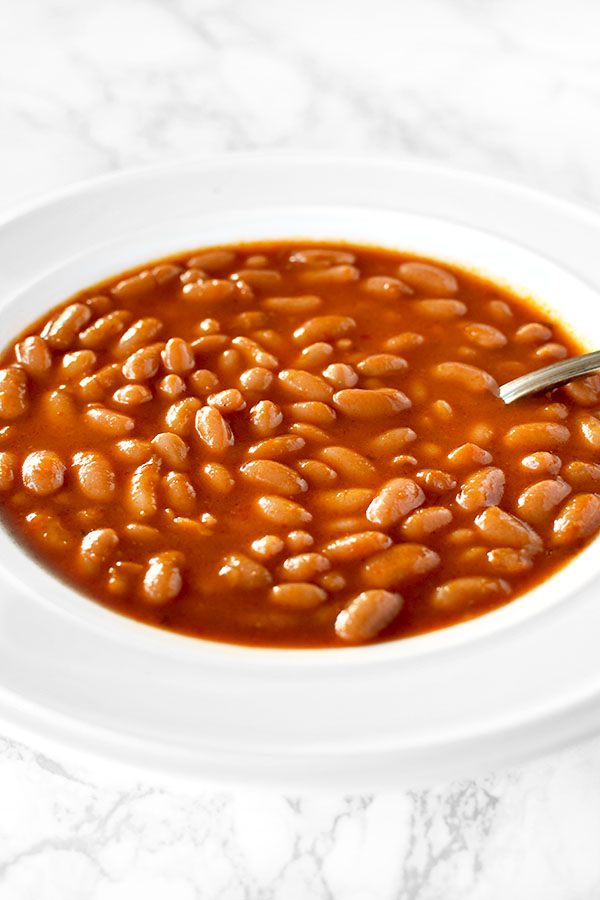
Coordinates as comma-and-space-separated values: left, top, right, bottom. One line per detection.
239, 367, 273, 392
251, 535, 285, 559
287, 401, 336, 427
231, 336, 278, 369
487, 547, 532, 575
270, 582, 328, 608
142, 551, 184, 604
207, 388, 246, 415
111, 270, 158, 300
456, 467, 505, 512
290, 423, 331, 444
192, 334, 229, 356
151, 432, 189, 469
319, 572, 346, 592
249, 400, 283, 436
218, 553, 272, 589
22, 450, 65, 495
464, 322, 507, 349
517, 478, 571, 524
183, 279, 236, 302
360, 275, 411, 298
163, 471, 196, 515
357, 354, 408, 376
107, 561, 143, 596
122, 343, 163, 381
577, 414, 600, 450
125, 523, 161, 544
293, 315, 356, 346
401, 506, 453, 540
552, 494, 600, 546
189, 369, 220, 395
314, 487, 373, 514
79, 528, 119, 575
504, 422, 570, 450
434, 362, 499, 395
248, 434, 305, 460
333, 388, 411, 417
474, 506, 542, 553
25, 510, 71, 550
112, 384, 152, 408
542, 403, 568, 421
361, 543, 440, 588
78, 310, 131, 349
0, 451, 16, 491
0, 367, 28, 418
262, 294, 322, 313
202, 461, 235, 493
296, 342, 334, 369
535, 342, 568, 361
85, 406, 134, 436
287, 530, 314, 552
113, 439, 152, 465
72, 451, 115, 501
241, 460, 307, 495
366, 478, 425, 527
165, 397, 202, 436
324, 531, 391, 561
79, 364, 122, 401
256, 495, 311, 527
398, 261, 458, 295
127, 460, 160, 519
84, 295, 112, 315
323, 516, 368, 536
278, 369, 333, 402
152, 264, 182, 284
161, 338, 194, 374
187, 249, 236, 272
290, 248, 356, 266
317, 446, 376, 482
195, 406, 234, 452
431, 577, 510, 612
521, 452, 561, 476
300, 265, 360, 284
16, 336, 52, 377
322, 363, 358, 389
384, 333, 424, 353
369, 428, 417, 456
414, 299, 467, 318
44, 303, 92, 349
115, 317, 162, 356
562, 375, 600, 406
446, 443, 493, 469
415, 469, 457, 492
231, 268, 281, 289
562, 460, 600, 491
281, 553, 330, 581
60, 349, 97, 380
295, 459, 337, 486
514, 323, 552, 343
335, 590, 403, 642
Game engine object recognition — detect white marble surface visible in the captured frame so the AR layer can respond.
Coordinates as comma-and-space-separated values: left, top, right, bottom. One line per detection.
2, 0, 600, 896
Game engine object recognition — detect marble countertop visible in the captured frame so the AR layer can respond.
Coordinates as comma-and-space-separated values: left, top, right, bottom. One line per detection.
2, 0, 600, 896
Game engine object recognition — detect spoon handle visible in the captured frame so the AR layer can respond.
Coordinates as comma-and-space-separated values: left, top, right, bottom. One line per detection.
499, 350, 600, 404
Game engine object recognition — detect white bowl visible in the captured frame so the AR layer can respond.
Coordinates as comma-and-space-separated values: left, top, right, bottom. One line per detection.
1, 155, 600, 790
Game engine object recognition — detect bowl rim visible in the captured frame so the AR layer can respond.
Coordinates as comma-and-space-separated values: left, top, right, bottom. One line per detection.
2, 153, 600, 788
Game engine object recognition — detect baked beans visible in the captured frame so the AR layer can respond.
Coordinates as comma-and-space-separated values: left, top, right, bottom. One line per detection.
0, 241, 598, 647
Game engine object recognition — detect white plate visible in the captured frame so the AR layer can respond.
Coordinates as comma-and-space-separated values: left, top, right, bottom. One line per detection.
1, 155, 600, 790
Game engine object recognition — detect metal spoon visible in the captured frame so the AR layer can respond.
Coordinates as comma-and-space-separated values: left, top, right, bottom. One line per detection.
499, 350, 600, 404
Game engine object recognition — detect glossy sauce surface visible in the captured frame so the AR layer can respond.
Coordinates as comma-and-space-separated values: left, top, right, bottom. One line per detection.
0, 242, 599, 647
